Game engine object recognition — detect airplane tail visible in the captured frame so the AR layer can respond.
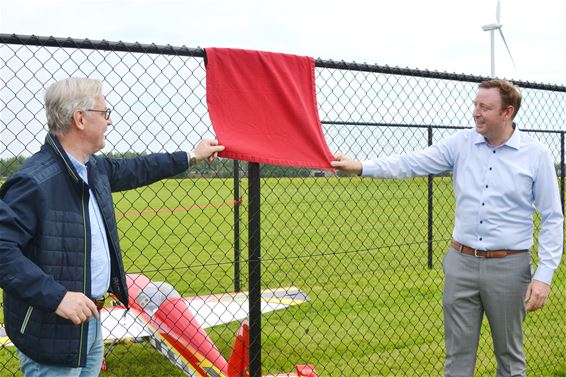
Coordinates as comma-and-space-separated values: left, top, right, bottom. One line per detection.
227, 321, 318, 377
227, 320, 250, 377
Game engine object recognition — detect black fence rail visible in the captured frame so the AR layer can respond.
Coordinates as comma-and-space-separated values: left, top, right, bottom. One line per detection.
1, 34, 565, 376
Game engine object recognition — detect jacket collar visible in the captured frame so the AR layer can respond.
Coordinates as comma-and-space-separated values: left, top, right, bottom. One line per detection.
45, 133, 82, 184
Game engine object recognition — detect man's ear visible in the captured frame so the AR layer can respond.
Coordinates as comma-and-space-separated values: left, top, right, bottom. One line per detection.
71, 109, 86, 131
504, 105, 515, 121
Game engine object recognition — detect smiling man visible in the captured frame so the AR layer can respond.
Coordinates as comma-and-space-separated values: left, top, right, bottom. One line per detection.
331, 79, 563, 377
0, 77, 224, 376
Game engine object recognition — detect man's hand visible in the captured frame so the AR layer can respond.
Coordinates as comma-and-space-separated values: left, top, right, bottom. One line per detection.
525, 279, 550, 312
192, 139, 225, 164
330, 152, 362, 175
55, 291, 99, 325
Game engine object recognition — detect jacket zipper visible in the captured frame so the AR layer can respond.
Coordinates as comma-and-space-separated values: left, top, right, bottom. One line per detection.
46, 134, 79, 183
77, 184, 88, 367
47, 133, 87, 367
19, 306, 33, 334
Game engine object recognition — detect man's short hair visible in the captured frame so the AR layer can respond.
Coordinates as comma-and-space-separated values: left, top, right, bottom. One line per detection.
479, 79, 522, 119
44, 77, 103, 135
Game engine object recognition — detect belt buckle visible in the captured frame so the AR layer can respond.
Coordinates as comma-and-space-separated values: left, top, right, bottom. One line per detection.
474, 249, 484, 258
93, 297, 105, 311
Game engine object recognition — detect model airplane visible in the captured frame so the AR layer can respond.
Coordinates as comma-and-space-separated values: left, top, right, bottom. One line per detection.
1, 273, 317, 377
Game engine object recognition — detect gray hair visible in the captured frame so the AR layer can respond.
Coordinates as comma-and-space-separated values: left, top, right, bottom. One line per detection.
44, 77, 103, 135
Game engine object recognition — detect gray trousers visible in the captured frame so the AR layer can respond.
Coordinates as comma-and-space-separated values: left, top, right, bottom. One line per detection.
443, 247, 532, 377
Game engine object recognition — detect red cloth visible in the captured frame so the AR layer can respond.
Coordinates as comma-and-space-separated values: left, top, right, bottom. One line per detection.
205, 48, 333, 169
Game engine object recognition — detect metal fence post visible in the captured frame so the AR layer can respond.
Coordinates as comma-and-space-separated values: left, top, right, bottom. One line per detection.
427, 125, 434, 269
248, 162, 262, 377
561, 132, 565, 214
234, 160, 241, 292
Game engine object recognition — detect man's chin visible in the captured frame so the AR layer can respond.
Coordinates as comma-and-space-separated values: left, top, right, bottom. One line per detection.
96, 141, 106, 152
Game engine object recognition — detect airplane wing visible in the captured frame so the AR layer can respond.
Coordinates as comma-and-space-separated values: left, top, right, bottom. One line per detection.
184, 286, 309, 328
0, 281, 314, 377
0, 286, 309, 347
0, 326, 12, 347
0, 308, 152, 347
1, 285, 309, 346
100, 285, 308, 341
100, 306, 153, 342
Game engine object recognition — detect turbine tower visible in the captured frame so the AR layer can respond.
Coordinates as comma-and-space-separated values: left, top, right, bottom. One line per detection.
482, 0, 516, 77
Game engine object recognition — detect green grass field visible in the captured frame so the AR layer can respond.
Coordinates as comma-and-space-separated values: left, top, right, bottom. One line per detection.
1, 176, 564, 376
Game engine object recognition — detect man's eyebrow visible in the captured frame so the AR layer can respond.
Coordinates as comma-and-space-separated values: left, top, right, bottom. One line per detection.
472, 100, 491, 107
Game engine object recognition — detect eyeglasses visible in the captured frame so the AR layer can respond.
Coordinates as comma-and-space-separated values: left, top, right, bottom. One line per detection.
86, 108, 112, 120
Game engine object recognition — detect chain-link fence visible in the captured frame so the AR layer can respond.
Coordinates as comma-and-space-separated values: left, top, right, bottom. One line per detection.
1, 34, 565, 376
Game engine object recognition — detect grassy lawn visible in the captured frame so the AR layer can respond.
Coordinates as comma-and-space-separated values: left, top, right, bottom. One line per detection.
1, 176, 564, 376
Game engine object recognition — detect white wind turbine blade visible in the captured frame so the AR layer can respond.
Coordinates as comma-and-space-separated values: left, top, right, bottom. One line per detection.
496, 0, 501, 24
498, 29, 517, 70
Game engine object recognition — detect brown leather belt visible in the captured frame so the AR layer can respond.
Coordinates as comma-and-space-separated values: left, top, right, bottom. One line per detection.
92, 297, 105, 311
452, 240, 528, 258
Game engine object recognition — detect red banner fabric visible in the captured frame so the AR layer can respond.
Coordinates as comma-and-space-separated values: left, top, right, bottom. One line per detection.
205, 48, 334, 170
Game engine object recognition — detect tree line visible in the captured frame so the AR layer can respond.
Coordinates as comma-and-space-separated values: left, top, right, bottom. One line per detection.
0, 153, 318, 179
2, 154, 564, 180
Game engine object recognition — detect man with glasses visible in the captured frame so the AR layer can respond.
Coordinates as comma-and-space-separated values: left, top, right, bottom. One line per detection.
331, 79, 563, 376
0, 77, 224, 376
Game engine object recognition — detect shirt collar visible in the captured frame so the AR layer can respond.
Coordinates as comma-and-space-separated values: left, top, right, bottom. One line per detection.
473, 122, 521, 150
66, 151, 88, 183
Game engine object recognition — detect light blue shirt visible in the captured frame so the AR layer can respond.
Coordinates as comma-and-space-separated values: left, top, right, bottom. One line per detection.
66, 153, 111, 298
361, 127, 563, 285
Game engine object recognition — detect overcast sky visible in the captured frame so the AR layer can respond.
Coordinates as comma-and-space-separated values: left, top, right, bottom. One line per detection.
0, 0, 565, 86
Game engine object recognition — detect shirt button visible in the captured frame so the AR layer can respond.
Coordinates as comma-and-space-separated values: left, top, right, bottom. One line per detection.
485, 185, 488, 188
489, 167, 493, 170
479, 237, 483, 241
482, 203, 485, 206
480, 220, 483, 224
493, 150, 496, 154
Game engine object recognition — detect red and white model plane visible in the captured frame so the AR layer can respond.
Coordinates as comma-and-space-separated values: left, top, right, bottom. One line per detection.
1, 273, 317, 377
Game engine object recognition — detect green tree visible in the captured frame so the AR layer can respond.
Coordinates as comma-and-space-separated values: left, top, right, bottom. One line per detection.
0, 156, 28, 178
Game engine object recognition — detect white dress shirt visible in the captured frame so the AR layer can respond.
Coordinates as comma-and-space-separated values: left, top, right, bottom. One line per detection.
361, 126, 563, 285
67, 153, 111, 298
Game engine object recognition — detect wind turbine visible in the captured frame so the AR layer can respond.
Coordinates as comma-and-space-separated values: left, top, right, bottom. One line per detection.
482, 0, 516, 77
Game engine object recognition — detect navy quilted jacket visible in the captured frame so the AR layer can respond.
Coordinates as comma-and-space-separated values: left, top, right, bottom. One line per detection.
0, 134, 188, 367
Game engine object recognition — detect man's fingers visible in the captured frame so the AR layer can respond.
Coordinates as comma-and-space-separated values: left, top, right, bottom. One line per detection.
330, 160, 345, 167
330, 158, 362, 175
68, 312, 88, 325
208, 152, 219, 163
527, 300, 544, 312
70, 314, 81, 325
55, 291, 100, 324
209, 146, 224, 156
525, 286, 538, 312
527, 295, 546, 312
76, 296, 96, 321
86, 300, 99, 319
525, 280, 550, 312
193, 140, 225, 163
526, 295, 538, 312
524, 285, 532, 303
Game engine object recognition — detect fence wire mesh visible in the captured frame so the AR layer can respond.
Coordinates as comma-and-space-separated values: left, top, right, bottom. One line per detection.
1, 34, 565, 376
